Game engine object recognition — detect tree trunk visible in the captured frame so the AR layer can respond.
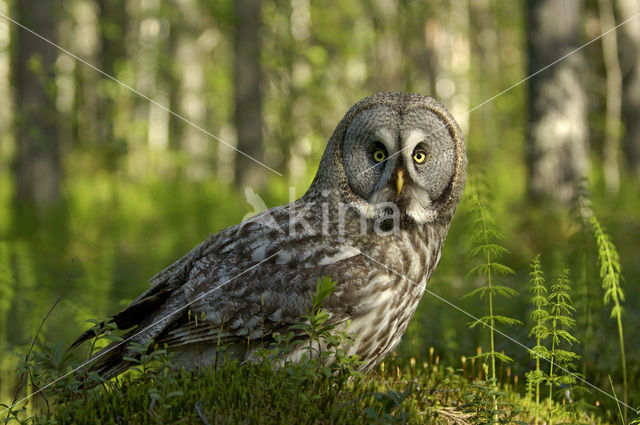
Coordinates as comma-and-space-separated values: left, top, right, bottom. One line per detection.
526, 0, 589, 203
96, 0, 126, 148
616, 0, 640, 180
11, 0, 61, 207
0, 0, 11, 147
234, 0, 265, 189
599, 0, 623, 194
174, 0, 210, 179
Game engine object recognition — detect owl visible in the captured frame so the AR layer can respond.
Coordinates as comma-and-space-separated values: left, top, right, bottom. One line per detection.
71, 92, 466, 378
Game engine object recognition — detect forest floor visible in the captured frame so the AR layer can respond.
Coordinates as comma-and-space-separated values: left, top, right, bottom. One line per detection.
2, 275, 631, 425
4, 344, 619, 425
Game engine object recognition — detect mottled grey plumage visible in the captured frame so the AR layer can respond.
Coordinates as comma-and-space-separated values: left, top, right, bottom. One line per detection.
72, 92, 466, 378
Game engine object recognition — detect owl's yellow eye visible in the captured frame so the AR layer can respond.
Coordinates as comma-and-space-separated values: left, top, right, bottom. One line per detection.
413, 150, 427, 164
372, 149, 387, 163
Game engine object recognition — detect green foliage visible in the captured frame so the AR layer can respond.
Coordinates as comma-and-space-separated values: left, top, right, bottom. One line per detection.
460, 365, 523, 425
592, 214, 628, 420
543, 269, 581, 424
2, 273, 623, 425
82, 318, 122, 358
569, 190, 599, 376
592, 216, 625, 319
292, 275, 340, 357
464, 183, 523, 424
363, 388, 411, 425
465, 186, 521, 378
609, 375, 626, 425
520, 258, 590, 425
525, 254, 549, 425
16, 358, 509, 425
258, 276, 361, 378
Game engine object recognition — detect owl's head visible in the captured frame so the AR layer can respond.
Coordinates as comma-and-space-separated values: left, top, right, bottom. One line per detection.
308, 92, 466, 225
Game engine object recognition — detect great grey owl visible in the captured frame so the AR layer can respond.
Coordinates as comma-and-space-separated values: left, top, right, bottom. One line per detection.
71, 92, 466, 378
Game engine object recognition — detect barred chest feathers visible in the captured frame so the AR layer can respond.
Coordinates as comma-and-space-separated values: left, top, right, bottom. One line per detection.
283, 222, 447, 370
348, 223, 446, 369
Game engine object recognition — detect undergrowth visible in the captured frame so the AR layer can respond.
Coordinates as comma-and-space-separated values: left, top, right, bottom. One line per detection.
0, 277, 574, 425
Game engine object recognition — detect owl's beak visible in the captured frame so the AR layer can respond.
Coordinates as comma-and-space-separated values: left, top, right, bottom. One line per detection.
394, 168, 405, 193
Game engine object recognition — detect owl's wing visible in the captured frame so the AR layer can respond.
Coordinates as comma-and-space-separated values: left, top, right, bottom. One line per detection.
73, 206, 372, 379
153, 238, 372, 350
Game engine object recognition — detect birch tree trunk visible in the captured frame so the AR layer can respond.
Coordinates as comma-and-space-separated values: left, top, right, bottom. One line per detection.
527, 0, 588, 203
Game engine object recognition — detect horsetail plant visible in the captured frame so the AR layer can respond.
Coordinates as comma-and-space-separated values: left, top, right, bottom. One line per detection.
591, 215, 628, 422
569, 188, 598, 377
525, 254, 549, 425
465, 185, 521, 419
544, 269, 580, 425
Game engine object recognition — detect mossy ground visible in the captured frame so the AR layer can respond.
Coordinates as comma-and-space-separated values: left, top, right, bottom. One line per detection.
12, 355, 615, 425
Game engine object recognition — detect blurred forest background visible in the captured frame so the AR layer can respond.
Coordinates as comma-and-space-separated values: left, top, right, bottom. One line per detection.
0, 0, 639, 414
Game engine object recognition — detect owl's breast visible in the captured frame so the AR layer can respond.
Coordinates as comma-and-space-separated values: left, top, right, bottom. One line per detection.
344, 224, 445, 369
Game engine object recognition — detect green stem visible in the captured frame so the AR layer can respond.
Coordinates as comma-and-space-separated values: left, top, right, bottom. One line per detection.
548, 318, 556, 425
616, 311, 628, 422
599, 222, 628, 422
480, 205, 496, 380
581, 254, 592, 379
535, 335, 540, 425
480, 203, 498, 420
26, 372, 33, 420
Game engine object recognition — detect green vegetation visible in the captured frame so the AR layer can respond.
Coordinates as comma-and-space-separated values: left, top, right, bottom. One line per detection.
525, 254, 548, 425
592, 215, 628, 421
464, 184, 521, 421
3, 277, 621, 425
465, 186, 521, 374
542, 269, 581, 425
8, 352, 513, 425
